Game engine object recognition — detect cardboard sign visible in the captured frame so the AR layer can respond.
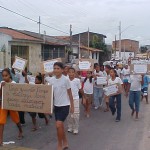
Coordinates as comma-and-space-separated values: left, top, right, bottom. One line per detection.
103, 84, 121, 96
130, 64, 150, 74
96, 77, 107, 85
76, 59, 94, 71
12, 56, 27, 71
2, 83, 53, 114
41, 58, 62, 73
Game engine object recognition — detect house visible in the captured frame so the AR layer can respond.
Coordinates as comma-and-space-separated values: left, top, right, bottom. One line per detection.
0, 27, 71, 74
112, 39, 139, 60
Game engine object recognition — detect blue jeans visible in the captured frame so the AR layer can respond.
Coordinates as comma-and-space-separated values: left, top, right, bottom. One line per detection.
109, 94, 121, 120
129, 91, 141, 112
93, 87, 103, 107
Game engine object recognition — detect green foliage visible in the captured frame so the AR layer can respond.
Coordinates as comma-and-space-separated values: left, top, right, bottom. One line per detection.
89, 35, 107, 53
140, 46, 148, 53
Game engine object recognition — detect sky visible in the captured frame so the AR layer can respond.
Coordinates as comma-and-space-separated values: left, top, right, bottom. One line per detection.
0, 0, 150, 45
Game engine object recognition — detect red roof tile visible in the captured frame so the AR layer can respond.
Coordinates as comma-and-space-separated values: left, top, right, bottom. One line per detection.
0, 28, 42, 42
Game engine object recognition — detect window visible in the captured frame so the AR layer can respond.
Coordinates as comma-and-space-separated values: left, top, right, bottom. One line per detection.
11, 45, 29, 65
96, 52, 98, 59
42, 45, 65, 61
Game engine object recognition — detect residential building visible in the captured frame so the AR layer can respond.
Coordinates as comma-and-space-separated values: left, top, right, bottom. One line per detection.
112, 39, 139, 60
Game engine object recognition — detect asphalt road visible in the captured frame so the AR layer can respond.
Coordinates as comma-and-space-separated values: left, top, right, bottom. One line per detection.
1, 93, 150, 150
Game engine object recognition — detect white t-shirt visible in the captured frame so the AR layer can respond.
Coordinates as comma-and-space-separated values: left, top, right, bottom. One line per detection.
116, 69, 121, 77
70, 78, 81, 100
108, 77, 123, 86
15, 72, 31, 83
129, 75, 142, 91
121, 68, 130, 80
83, 78, 94, 94
45, 75, 71, 107
94, 70, 104, 88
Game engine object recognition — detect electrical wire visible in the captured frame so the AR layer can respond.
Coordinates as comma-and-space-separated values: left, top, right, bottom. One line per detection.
0, 5, 69, 34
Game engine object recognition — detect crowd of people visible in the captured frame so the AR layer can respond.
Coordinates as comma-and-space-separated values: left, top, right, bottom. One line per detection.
0, 60, 149, 150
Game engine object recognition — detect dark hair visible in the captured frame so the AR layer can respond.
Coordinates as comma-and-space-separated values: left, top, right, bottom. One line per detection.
36, 73, 42, 83
110, 69, 118, 77
68, 67, 75, 72
94, 63, 99, 69
54, 62, 64, 69
84, 71, 93, 83
105, 65, 111, 70
2, 68, 12, 79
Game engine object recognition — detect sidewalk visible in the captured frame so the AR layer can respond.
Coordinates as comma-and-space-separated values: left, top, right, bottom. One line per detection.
0, 145, 36, 150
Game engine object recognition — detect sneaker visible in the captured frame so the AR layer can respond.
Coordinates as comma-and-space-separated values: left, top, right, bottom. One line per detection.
94, 106, 99, 110
67, 129, 73, 133
115, 118, 120, 122
73, 130, 79, 134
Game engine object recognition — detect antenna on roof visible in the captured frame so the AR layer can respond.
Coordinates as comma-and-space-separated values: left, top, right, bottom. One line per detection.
38, 16, 41, 34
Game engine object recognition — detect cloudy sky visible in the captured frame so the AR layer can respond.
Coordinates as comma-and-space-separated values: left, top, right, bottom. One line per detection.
0, 0, 150, 45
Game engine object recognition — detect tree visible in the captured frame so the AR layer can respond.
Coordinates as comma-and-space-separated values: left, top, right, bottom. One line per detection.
140, 46, 148, 53
89, 35, 107, 53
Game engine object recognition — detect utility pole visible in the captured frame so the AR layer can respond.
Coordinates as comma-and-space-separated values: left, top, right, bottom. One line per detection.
38, 16, 41, 34
88, 27, 90, 58
114, 35, 116, 59
79, 33, 81, 59
69, 24, 72, 62
119, 21, 121, 59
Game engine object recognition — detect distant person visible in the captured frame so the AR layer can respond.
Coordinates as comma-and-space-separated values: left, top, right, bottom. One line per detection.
121, 64, 130, 97
128, 74, 143, 120
82, 71, 94, 118
141, 74, 149, 104
103, 65, 111, 112
67, 68, 85, 134
108, 69, 123, 122
93, 64, 104, 110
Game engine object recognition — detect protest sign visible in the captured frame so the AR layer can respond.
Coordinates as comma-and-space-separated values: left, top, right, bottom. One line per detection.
96, 77, 107, 85
12, 56, 27, 71
130, 64, 150, 74
28, 75, 35, 83
76, 59, 94, 71
41, 58, 62, 73
2, 83, 53, 114
103, 84, 121, 96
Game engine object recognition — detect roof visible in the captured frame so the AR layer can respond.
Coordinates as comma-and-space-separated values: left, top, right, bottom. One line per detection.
80, 46, 103, 52
0, 27, 42, 42
113, 39, 139, 43
73, 31, 107, 38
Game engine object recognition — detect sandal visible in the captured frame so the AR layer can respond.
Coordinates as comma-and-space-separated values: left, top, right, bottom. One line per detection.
31, 128, 38, 132
16, 135, 24, 140
104, 109, 109, 112
63, 146, 69, 150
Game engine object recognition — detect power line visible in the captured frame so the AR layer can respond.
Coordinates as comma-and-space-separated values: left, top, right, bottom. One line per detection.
0, 5, 69, 34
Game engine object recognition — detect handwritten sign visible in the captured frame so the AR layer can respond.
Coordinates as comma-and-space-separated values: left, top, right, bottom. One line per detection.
42, 58, 62, 73
76, 59, 94, 71
130, 64, 150, 74
103, 84, 120, 96
97, 77, 107, 85
12, 56, 27, 71
2, 83, 53, 114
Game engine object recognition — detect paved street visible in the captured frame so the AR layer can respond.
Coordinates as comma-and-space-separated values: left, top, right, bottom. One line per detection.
1, 94, 150, 150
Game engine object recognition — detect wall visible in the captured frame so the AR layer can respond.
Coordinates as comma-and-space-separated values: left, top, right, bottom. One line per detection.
0, 33, 12, 68
115, 51, 135, 60
10, 41, 41, 75
72, 32, 106, 47
112, 39, 139, 53
0, 52, 4, 68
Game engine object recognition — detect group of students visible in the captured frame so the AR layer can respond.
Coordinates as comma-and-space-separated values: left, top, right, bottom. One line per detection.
0, 61, 149, 150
